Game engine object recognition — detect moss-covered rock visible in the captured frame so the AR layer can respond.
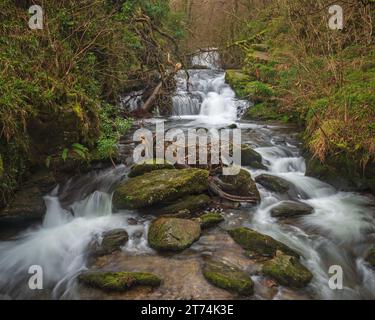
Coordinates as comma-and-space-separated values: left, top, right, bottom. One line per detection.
238, 144, 267, 169
91, 229, 129, 258
148, 217, 201, 251
255, 174, 291, 193
202, 259, 254, 296
198, 212, 224, 229
225, 70, 252, 98
113, 169, 209, 210
244, 102, 282, 121
262, 252, 313, 288
157, 194, 211, 215
128, 159, 174, 178
78, 271, 161, 291
270, 201, 314, 219
365, 246, 375, 267
228, 227, 299, 258
219, 169, 261, 201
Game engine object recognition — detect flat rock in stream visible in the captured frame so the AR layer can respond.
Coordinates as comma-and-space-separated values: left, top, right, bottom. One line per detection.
228, 227, 299, 258
148, 217, 201, 251
270, 201, 314, 219
113, 169, 209, 210
255, 174, 291, 193
262, 252, 313, 288
202, 258, 254, 296
78, 271, 161, 292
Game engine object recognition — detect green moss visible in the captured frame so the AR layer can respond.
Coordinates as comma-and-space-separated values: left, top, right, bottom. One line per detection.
244, 102, 281, 121
113, 169, 209, 210
225, 70, 252, 98
228, 227, 299, 258
198, 212, 224, 229
128, 159, 174, 178
78, 271, 161, 291
202, 259, 254, 296
262, 253, 313, 288
237, 144, 267, 169
157, 194, 211, 215
244, 81, 274, 103
148, 217, 201, 251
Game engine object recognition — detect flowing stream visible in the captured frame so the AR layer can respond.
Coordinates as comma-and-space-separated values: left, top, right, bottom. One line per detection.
0, 52, 374, 300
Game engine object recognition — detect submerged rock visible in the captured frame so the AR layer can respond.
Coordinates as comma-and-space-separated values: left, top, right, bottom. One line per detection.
128, 159, 174, 178
228, 227, 299, 258
365, 247, 375, 267
91, 229, 129, 258
262, 252, 313, 288
238, 144, 267, 170
255, 174, 291, 193
78, 271, 161, 292
202, 259, 254, 296
198, 212, 224, 229
219, 169, 261, 200
113, 169, 209, 210
270, 201, 314, 219
148, 217, 201, 251
157, 194, 211, 215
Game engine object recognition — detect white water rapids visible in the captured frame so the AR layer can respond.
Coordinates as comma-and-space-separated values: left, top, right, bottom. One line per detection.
0, 52, 374, 300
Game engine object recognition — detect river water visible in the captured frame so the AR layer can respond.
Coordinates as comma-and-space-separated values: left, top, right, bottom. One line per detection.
0, 53, 374, 300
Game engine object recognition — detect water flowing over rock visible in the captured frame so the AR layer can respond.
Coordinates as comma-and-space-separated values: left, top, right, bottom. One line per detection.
113, 169, 209, 210
148, 218, 201, 251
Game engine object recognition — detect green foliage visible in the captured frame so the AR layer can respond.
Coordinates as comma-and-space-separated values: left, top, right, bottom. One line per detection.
0, 0, 179, 207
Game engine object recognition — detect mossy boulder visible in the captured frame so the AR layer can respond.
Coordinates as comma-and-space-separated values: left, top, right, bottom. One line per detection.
365, 246, 375, 267
202, 259, 254, 296
255, 174, 291, 193
270, 201, 314, 219
198, 212, 224, 229
225, 70, 252, 98
91, 229, 129, 258
128, 159, 174, 178
219, 169, 261, 201
228, 227, 299, 258
78, 271, 161, 292
238, 144, 267, 169
148, 217, 201, 251
244, 102, 282, 121
262, 252, 313, 288
113, 169, 209, 210
157, 194, 211, 215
